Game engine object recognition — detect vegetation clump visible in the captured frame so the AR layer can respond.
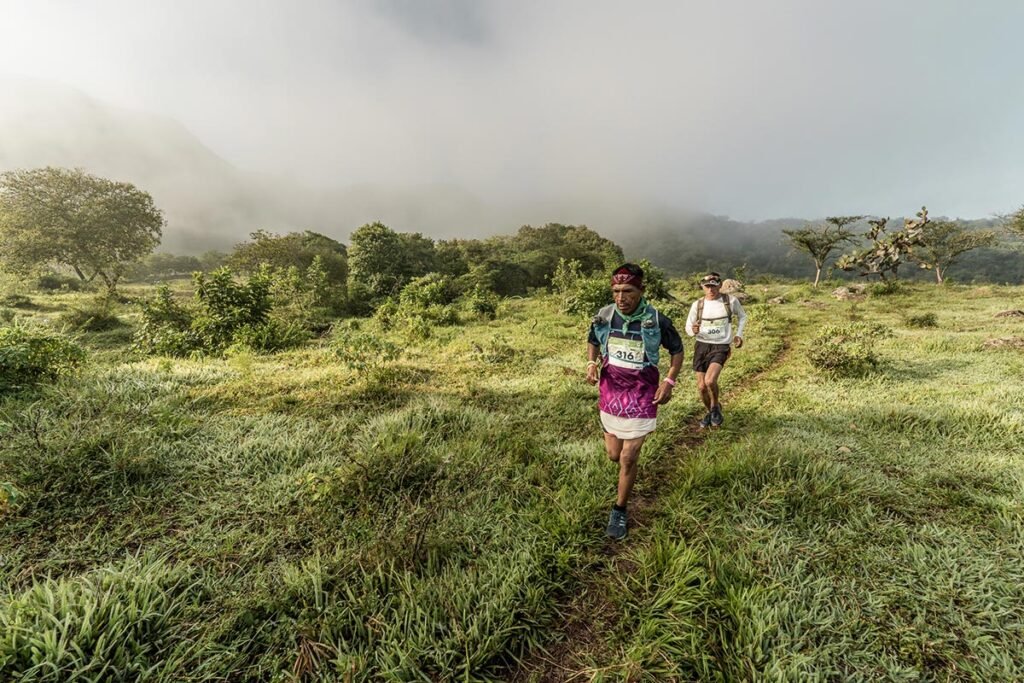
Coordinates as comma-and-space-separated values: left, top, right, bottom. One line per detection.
134, 267, 308, 356
0, 323, 85, 394
904, 312, 938, 328
807, 322, 888, 376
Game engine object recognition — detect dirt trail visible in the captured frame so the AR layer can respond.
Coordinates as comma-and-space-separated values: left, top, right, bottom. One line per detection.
510, 335, 795, 682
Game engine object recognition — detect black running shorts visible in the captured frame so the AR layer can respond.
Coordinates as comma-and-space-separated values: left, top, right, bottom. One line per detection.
692, 341, 731, 373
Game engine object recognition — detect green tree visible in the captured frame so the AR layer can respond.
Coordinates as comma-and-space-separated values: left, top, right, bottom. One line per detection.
910, 220, 997, 283
836, 208, 929, 281
0, 167, 164, 293
783, 219, 861, 287
347, 222, 406, 298
1006, 206, 1024, 238
229, 230, 347, 285
397, 232, 439, 280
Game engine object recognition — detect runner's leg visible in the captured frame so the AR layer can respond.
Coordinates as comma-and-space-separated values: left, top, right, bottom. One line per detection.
695, 372, 712, 410
616, 435, 647, 507
705, 362, 724, 408
604, 432, 623, 463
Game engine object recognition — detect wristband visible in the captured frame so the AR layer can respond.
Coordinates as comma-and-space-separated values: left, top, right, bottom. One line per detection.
587, 360, 599, 368
663, 377, 676, 386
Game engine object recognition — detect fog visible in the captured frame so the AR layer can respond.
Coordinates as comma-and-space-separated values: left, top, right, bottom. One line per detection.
2, 1, 1023, 251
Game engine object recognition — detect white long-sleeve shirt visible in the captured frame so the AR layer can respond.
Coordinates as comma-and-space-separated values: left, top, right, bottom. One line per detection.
685, 295, 747, 345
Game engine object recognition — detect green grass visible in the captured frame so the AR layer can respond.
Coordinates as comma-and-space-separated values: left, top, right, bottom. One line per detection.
579, 283, 1024, 681
2, 280, 1023, 680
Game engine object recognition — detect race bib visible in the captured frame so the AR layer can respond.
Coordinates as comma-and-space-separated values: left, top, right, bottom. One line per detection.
607, 336, 645, 368
700, 318, 728, 343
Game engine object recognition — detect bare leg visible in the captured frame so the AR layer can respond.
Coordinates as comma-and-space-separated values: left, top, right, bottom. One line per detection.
617, 436, 647, 507
695, 372, 712, 410
704, 362, 724, 408
604, 432, 623, 463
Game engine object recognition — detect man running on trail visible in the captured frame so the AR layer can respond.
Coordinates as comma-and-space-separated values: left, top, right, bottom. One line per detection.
686, 272, 747, 428
586, 263, 684, 540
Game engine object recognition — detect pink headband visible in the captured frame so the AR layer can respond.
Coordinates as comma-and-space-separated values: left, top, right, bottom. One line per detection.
611, 271, 642, 287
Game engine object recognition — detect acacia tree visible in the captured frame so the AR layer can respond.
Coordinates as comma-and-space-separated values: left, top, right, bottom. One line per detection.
782, 216, 862, 287
1007, 206, 1024, 238
910, 220, 997, 283
0, 167, 164, 292
836, 208, 929, 281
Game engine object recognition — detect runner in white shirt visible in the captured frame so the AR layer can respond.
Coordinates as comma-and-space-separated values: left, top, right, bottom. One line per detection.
685, 272, 747, 427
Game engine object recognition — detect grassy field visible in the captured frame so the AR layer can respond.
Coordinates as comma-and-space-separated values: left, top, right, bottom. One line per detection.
1, 278, 1023, 681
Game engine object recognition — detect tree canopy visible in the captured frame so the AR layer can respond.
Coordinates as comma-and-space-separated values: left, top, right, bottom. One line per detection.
910, 220, 997, 283
0, 167, 164, 292
229, 230, 347, 285
836, 208, 929, 281
783, 219, 861, 287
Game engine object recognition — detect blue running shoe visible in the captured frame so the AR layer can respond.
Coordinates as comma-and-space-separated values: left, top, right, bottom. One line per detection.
710, 406, 724, 427
699, 412, 713, 429
606, 507, 628, 540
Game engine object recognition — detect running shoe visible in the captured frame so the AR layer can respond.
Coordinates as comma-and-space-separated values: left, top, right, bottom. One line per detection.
606, 507, 628, 540
699, 412, 713, 429
710, 406, 724, 427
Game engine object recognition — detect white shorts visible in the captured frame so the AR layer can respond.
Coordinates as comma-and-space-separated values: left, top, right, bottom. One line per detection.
600, 411, 657, 440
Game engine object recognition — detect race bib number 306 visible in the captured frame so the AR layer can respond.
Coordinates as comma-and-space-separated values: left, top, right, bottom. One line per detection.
700, 319, 728, 342
608, 337, 645, 368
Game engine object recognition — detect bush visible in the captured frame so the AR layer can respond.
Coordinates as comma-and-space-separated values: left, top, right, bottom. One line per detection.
59, 295, 125, 332
808, 323, 888, 376
35, 273, 86, 292
331, 325, 401, 371
905, 312, 938, 328
551, 258, 611, 317
462, 285, 499, 319
0, 323, 86, 393
868, 280, 907, 297
399, 273, 459, 309
135, 268, 308, 356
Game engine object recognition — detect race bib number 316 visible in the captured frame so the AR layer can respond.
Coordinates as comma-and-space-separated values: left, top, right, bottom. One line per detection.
608, 337, 645, 368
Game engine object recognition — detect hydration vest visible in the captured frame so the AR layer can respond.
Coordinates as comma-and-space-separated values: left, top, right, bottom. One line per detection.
591, 303, 663, 368
696, 294, 734, 323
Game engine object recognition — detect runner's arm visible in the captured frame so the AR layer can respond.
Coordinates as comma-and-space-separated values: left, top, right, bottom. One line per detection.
732, 297, 748, 339
685, 302, 698, 337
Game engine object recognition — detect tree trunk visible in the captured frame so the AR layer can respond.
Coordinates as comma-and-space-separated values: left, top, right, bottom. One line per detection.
73, 264, 87, 281
935, 266, 944, 284
813, 264, 822, 288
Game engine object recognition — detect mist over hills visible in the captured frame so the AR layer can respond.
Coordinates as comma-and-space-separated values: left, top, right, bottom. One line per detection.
2, 79, 1017, 282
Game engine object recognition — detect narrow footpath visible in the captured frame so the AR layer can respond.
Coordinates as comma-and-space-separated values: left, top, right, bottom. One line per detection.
510, 331, 794, 682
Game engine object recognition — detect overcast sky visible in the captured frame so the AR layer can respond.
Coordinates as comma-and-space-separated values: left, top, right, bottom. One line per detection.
2, 0, 1022, 221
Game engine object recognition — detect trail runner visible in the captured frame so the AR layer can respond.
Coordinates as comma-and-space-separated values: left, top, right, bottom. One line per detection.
685, 272, 747, 428
586, 263, 684, 540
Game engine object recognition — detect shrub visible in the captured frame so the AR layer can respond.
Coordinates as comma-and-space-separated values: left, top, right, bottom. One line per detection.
35, 273, 86, 292
551, 258, 611, 317
134, 285, 200, 356
231, 318, 310, 353
0, 323, 86, 394
462, 285, 499, 319
135, 268, 309, 356
905, 312, 938, 328
399, 273, 459, 309
59, 295, 125, 332
867, 279, 906, 297
331, 325, 401, 371
808, 323, 888, 376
